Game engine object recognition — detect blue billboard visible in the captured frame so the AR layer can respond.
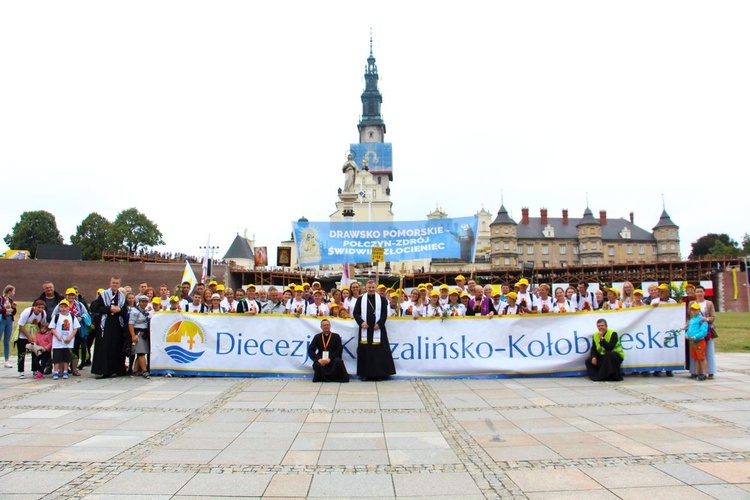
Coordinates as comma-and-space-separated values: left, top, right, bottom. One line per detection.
349, 143, 393, 175
292, 217, 478, 266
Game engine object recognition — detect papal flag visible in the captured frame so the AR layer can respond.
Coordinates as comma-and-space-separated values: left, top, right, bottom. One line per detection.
182, 260, 198, 295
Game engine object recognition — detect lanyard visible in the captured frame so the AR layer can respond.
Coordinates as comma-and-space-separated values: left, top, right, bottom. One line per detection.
321, 333, 332, 351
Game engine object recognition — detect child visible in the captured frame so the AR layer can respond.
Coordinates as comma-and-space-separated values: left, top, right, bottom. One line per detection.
685, 302, 709, 381
31, 325, 53, 379
48, 299, 80, 380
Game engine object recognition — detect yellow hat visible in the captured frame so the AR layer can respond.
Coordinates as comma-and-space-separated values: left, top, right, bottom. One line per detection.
449, 288, 460, 295
505, 291, 518, 300
386, 287, 395, 293
689, 302, 701, 310
516, 278, 529, 286
377, 284, 386, 289
492, 290, 501, 297
208, 280, 218, 286
65, 287, 77, 295
390, 292, 400, 298
417, 284, 427, 290
439, 283, 449, 290
340, 285, 349, 291
170, 296, 180, 303
329, 304, 339, 311
455, 274, 466, 281
246, 284, 256, 290
97, 288, 105, 295
633, 289, 644, 296
425, 283, 434, 288
151, 297, 161, 305
216, 284, 225, 291
294, 285, 304, 292
59, 299, 70, 307
605, 287, 619, 295
685, 283, 696, 290
313, 289, 323, 295
460, 292, 470, 298
657, 284, 670, 291
429, 290, 439, 297
312, 281, 321, 286
302, 282, 311, 288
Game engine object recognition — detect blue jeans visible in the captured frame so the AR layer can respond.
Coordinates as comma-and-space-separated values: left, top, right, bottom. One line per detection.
0, 317, 13, 361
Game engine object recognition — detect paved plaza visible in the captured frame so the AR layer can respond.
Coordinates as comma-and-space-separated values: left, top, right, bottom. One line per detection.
1, 354, 749, 499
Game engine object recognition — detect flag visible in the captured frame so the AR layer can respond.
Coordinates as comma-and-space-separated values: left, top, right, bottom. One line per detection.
341, 262, 352, 287
182, 261, 198, 295
201, 234, 210, 283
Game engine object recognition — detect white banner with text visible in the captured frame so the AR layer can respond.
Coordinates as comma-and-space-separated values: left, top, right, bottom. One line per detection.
149, 305, 685, 378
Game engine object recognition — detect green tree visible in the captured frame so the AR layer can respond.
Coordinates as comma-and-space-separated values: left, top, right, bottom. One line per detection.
71, 212, 113, 260
742, 233, 750, 254
708, 239, 740, 257
108, 208, 164, 253
689, 233, 737, 259
4, 210, 63, 253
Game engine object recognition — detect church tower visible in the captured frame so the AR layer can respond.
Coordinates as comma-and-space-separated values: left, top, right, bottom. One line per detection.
330, 35, 393, 222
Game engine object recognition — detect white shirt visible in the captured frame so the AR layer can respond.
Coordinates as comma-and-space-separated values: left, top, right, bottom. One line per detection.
534, 296, 554, 313
49, 313, 80, 348
18, 308, 46, 339
307, 302, 329, 317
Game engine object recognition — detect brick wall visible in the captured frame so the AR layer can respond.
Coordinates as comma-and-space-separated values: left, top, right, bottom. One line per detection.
716, 269, 750, 313
0, 260, 227, 303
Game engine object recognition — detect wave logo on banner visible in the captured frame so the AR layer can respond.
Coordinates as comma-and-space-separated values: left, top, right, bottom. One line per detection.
164, 320, 206, 364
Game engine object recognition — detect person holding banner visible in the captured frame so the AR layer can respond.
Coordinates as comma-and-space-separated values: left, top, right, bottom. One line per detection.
308, 319, 349, 383
353, 279, 396, 381
586, 318, 624, 382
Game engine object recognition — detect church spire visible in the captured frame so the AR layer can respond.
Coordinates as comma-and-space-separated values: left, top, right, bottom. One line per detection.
359, 33, 386, 134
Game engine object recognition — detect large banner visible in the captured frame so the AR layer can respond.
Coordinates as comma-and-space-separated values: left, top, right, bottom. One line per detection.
150, 305, 685, 378
292, 217, 478, 266
349, 143, 392, 175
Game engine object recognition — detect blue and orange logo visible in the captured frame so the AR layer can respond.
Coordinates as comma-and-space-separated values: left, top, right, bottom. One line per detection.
164, 320, 205, 364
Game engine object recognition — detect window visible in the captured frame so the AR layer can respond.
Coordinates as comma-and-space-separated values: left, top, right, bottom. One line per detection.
493, 228, 499, 235
573, 246, 579, 255
561, 261, 567, 267
653, 245, 657, 254
542, 261, 549, 268
494, 258, 500, 266
542, 244, 549, 255
590, 242, 597, 250
608, 246, 615, 256
580, 229, 586, 236
527, 244, 534, 255
503, 242, 510, 250
583, 257, 589, 265
670, 230, 676, 237
670, 244, 676, 250
494, 242, 500, 250
503, 227, 509, 234
504, 257, 510, 265
559, 244, 566, 255
639, 244, 645, 255
377, 176, 382, 185
627, 244, 633, 255
592, 257, 597, 264
661, 244, 667, 250
582, 243, 588, 251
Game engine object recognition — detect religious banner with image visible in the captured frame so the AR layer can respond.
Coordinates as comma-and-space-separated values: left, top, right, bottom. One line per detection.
292, 216, 478, 266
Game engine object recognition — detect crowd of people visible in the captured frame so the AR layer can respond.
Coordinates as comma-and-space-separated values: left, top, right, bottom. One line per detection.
0, 274, 716, 383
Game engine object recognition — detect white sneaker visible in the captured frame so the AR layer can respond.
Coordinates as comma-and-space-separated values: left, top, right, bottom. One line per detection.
4, 361, 12, 368
19, 373, 25, 379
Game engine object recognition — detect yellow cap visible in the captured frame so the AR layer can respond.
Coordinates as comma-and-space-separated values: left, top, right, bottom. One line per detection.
65, 288, 77, 295
429, 290, 439, 297
246, 284, 256, 290
170, 296, 180, 302
151, 297, 161, 305
208, 280, 218, 286
59, 299, 70, 307
390, 292, 400, 298
455, 274, 466, 281
449, 289, 460, 295
216, 284, 225, 291
439, 283, 449, 290
633, 289, 644, 295
302, 282, 311, 288
340, 285, 349, 291
377, 284, 386, 289
689, 302, 701, 310
516, 278, 529, 286
460, 292, 470, 298
505, 291, 518, 300
657, 284, 670, 291
97, 288, 105, 294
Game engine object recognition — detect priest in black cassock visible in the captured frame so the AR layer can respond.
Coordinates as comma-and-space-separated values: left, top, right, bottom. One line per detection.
91, 277, 128, 378
307, 319, 349, 383
353, 279, 396, 381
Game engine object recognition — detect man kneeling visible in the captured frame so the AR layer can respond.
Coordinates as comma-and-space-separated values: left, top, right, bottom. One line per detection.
307, 319, 349, 383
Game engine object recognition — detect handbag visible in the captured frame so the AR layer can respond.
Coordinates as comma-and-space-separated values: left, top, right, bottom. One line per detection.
708, 324, 718, 339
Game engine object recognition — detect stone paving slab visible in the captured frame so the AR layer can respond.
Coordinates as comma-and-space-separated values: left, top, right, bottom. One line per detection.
0, 352, 749, 498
